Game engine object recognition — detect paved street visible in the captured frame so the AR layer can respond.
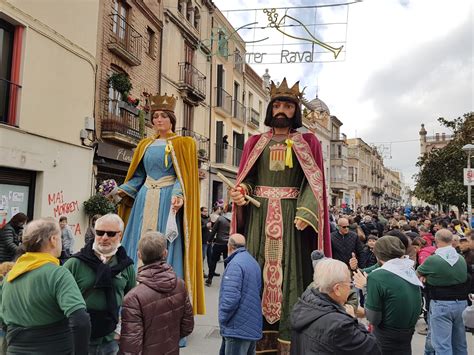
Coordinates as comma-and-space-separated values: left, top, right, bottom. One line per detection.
183, 262, 474, 354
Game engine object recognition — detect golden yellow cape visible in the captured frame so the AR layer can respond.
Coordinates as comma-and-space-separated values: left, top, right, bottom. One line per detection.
118, 133, 205, 315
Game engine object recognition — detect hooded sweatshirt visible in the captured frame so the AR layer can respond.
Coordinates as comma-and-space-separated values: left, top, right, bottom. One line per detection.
290, 288, 381, 355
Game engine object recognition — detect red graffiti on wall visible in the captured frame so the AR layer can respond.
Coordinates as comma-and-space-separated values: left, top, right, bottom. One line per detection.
47, 190, 82, 236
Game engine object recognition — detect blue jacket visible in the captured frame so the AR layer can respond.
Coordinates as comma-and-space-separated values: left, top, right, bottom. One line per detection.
218, 248, 262, 340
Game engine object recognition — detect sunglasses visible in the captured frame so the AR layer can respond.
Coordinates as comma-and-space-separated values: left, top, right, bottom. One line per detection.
339, 225, 349, 229
95, 230, 120, 237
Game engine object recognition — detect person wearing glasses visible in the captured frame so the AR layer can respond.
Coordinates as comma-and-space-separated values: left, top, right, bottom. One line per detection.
64, 214, 136, 355
330, 217, 364, 271
290, 258, 381, 355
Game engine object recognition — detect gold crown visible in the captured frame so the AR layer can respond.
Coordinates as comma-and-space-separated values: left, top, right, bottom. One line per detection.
149, 93, 177, 112
270, 78, 303, 102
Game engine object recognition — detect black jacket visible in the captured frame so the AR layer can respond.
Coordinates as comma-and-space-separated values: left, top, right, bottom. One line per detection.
290, 288, 381, 355
201, 215, 212, 245
330, 230, 363, 267
0, 223, 21, 262
359, 246, 377, 269
210, 213, 231, 245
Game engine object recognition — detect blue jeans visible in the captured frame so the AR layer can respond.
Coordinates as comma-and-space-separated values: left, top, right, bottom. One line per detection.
88, 340, 118, 355
221, 337, 256, 355
429, 300, 468, 355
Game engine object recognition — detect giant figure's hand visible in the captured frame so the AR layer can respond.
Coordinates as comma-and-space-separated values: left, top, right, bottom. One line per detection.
294, 218, 308, 231
229, 185, 247, 206
171, 195, 184, 213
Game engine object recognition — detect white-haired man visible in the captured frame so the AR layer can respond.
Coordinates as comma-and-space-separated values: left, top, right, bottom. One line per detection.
291, 259, 381, 355
64, 213, 136, 355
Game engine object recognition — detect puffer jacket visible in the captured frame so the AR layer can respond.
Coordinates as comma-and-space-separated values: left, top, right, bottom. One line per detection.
0, 223, 21, 262
290, 288, 381, 355
119, 261, 194, 355
219, 248, 262, 340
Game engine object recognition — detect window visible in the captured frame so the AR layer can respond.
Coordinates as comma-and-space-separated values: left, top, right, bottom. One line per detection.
146, 27, 155, 57
194, 7, 200, 30
186, 0, 193, 22
183, 102, 193, 131
217, 30, 228, 58
112, 0, 128, 41
0, 19, 22, 126
258, 100, 262, 117
234, 49, 243, 73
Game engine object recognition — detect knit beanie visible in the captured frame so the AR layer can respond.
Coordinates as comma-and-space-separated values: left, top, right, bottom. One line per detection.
311, 250, 327, 268
373, 236, 406, 262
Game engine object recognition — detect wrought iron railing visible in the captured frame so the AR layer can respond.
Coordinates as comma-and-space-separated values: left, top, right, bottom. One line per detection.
178, 62, 206, 98
215, 87, 232, 115
176, 128, 210, 160
232, 99, 246, 123
249, 108, 260, 126
214, 143, 243, 167
101, 99, 141, 142
108, 13, 142, 65
0, 78, 21, 125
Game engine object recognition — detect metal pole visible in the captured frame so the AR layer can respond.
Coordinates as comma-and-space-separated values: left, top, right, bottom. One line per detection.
468, 150, 472, 228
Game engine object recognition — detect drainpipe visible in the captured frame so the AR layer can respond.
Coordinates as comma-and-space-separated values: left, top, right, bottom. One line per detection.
207, 15, 214, 210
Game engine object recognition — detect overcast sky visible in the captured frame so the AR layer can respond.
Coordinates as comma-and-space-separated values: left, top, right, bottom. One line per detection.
213, 0, 473, 187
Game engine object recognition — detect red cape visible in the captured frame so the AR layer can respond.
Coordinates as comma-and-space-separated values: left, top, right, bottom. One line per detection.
231, 130, 332, 257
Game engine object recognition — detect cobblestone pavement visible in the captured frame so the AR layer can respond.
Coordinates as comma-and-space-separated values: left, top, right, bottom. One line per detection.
183, 262, 474, 354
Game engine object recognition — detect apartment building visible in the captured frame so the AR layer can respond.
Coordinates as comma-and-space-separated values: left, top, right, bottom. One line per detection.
160, 0, 215, 206
347, 138, 373, 207
383, 168, 402, 207
330, 116, 349, 207
302, 96, 332, 202
93, 0, 164, 185
0, 0, 99, 234
370, 148, 384, 207
208, 9, 268, 205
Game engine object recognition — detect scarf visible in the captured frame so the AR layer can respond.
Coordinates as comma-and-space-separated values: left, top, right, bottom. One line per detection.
378, 257, 423, 287
92, 242, 120, 263
435, 245, 459, 266
8, 252, 59, 282
72, 242, 133, 320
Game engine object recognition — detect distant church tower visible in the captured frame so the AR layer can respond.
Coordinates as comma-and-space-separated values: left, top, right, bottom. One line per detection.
419, 123, 427, 155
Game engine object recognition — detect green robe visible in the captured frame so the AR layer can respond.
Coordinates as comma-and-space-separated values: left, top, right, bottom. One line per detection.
242, 141, 319, 341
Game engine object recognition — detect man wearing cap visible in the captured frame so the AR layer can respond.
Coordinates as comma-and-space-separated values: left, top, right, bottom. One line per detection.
229, 78, 331, 354
355, 236, 422, 355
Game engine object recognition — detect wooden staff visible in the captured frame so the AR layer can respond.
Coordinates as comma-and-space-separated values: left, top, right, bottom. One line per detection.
217, 172, 261, 208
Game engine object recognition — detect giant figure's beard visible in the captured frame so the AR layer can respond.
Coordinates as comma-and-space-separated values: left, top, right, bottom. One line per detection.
270, 113, 292, 128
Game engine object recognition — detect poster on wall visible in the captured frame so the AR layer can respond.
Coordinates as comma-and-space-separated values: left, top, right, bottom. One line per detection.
0, 184, 29, 228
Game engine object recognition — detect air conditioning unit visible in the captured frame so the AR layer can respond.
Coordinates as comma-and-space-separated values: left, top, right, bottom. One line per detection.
84, 116, 95, 131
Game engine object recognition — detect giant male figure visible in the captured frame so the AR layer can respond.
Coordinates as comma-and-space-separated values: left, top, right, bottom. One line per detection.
230, 78, 331, 354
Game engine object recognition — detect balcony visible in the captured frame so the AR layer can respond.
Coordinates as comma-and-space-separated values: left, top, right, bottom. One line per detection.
176, 128, 210, 161
330, 176, 348, 191
107, 13, 142, 66
214, 143, 242, 168
232, 99, 246, 124
215, 87, 232, 115
178, 62, 206, 102
248, 108, 260, 127
101, 99, 141, 146
372, 187, 383, 196
0, 78, 21, 126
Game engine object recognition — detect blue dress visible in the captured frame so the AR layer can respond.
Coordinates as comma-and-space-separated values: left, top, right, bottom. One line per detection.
120, 139, 184, 278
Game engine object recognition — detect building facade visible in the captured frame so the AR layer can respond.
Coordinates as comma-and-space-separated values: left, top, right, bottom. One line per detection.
419, 123, 454, 155
208, 9, 268, 206
0, 0, 98, 237
347, 138, 373, 208
383, 168, 402, 207
93, 0, 164, 186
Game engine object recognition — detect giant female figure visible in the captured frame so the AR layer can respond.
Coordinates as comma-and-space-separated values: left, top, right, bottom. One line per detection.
117, 93, 205, 315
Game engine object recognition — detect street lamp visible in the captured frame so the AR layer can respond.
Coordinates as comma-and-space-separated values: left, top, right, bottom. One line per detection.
462, 144, 474, 228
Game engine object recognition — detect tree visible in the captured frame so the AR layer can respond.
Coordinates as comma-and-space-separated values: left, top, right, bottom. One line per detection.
414, 112, 473, 211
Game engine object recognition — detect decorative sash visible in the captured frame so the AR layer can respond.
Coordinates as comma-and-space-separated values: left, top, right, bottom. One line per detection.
254, 185, 300, 324
142, 175, 176, 238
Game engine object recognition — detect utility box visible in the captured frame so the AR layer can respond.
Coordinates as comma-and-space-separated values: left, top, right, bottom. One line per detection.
84, 116, 95, 131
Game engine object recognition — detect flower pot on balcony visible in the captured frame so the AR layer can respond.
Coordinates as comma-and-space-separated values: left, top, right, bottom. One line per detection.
119, 100, 140, 116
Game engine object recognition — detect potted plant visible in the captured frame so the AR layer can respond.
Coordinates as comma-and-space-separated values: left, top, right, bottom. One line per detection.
107, 72, 133, 100
83, 194, 116, 217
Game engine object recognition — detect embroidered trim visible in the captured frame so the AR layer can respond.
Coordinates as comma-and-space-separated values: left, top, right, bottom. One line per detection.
168, 139, 193, 305
291, 133, 325, 251
294, 216, 318, 234
254, 186, 300, 199
296, 206, 319, 222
